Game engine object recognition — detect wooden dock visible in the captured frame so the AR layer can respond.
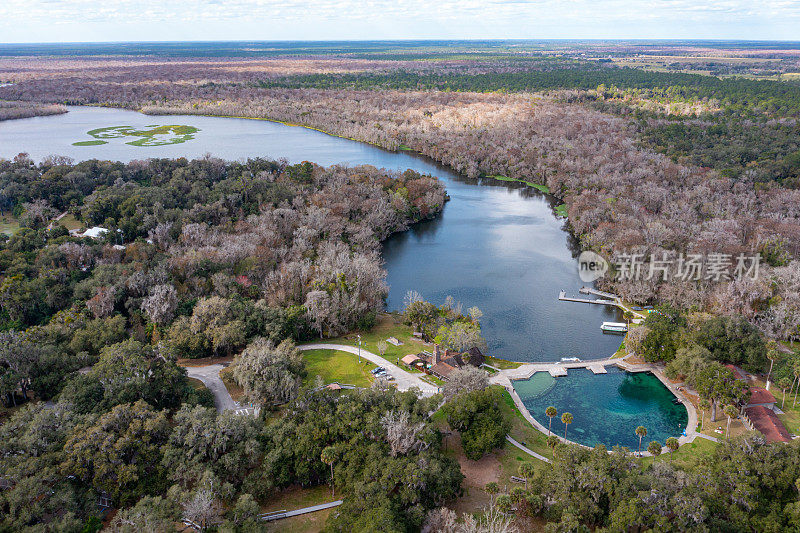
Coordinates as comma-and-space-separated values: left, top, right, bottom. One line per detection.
548, 366, 568, 377
579, 286, 620, 300
558, 290, 617, 306
588, 365, 607, 374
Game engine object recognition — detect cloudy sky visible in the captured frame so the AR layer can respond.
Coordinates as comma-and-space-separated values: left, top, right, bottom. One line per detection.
0, 0, 798, 42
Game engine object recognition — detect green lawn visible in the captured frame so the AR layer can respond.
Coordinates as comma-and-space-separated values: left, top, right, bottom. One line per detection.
321, 313, 431, 370
640, 436, 718, 469
485, 355, 522, 370
320, 312, 521, 370
302, 349, 376, 388
776, 390, 800, 436
59, 213, 83, 231
487, 174, 550, 194
497, 386, 554, 461
0, 214, 19, 236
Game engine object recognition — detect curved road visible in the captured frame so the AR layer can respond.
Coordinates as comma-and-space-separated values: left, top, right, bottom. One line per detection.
298, 343, 439, 397
183, 364, 238, 412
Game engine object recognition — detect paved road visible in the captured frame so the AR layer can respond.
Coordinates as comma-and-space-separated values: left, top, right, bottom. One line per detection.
298, 343, 439, 397
183, 364, 238, 412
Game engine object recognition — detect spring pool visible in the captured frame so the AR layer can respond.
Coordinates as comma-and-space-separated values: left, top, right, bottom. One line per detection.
513, 366, 688, 450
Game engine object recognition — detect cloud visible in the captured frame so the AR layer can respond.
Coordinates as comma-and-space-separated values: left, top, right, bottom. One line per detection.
0, 0, 797, 41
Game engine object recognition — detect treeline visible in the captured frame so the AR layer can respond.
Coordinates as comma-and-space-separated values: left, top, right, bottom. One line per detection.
0, 100, 66, 121
424, 435, 800, 532
0, 155, 457, 531
1, 385, 465, 531
2, 57, 800, 337
256, 67, 800, 117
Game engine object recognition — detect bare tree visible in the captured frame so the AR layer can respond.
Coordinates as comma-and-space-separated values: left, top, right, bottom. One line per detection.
86, 286, 115, 318
381, 410, 426, 457
141, 284, 178, 326
442, 366, 489, 400
181, 489, 222, 532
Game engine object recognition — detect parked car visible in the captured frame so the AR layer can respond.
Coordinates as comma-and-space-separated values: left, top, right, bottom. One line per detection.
371, 367, 385, 375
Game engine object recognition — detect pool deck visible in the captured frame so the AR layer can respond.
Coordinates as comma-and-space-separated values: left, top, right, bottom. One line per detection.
489, 354, 700, 455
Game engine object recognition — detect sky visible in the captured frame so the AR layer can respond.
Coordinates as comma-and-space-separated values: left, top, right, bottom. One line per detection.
0, 0, 799, 43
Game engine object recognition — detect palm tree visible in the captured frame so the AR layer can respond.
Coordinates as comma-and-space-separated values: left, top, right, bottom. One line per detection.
794, 364, 800, 407
484, 482, 499, 506
665, 437, 679, 462
723, 405, 739, 438
547, 435, 559, 459
765, 341, 779, 389
545, 406, 557, 436
519, 462, 536, 489
635, 426, 647, 456
320, 446, 337, 497
561, 412, 573, 440
779, 377, 792, 409
647, 441, 662, 458
698, 398, 711, 431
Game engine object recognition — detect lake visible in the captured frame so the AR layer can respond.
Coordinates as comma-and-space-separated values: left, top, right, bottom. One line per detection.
513, 367, 688, 449
0, 106, 622, 362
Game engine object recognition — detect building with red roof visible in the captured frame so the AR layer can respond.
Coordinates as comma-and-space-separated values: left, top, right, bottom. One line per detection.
748, 387, 777, 409
744, 405, 792, 443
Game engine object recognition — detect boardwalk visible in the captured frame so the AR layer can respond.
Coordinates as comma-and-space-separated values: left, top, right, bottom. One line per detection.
558, 290, 617, 306
261, 500, 343, 522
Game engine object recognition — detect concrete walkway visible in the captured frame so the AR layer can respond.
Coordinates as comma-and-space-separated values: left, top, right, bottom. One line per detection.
491, 355, 702, 455
298, 343, 439, 397
506, 435, 550, 463
183, 364, 238, 412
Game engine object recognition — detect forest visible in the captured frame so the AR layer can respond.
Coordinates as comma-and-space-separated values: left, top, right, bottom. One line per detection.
1, 53, 800, 340
0, 155, 462, 530
2, 43, 800, 531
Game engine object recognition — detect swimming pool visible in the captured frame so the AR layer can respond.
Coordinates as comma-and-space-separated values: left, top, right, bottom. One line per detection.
513, 366, 688, 450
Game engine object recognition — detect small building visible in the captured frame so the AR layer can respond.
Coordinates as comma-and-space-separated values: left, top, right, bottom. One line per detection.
401, 354, 421, 366
387, 337, 403, 346
747, 387, 777, 410
79, 226, 109, 239
745, 405, 792, 443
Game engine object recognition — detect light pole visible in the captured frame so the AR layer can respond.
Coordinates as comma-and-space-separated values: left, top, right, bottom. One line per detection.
357, 335, 362, 364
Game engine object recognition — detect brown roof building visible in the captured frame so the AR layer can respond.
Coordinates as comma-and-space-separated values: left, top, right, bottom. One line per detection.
426, 344, 485, 380
748, 387, 777, 408
745, 405, 792, 443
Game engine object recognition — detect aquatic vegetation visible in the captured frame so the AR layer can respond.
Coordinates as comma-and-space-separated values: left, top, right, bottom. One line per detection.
73, 124, 200, 146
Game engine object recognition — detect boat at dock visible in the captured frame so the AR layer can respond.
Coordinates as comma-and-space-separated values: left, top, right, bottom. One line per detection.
601, 321, 628, 333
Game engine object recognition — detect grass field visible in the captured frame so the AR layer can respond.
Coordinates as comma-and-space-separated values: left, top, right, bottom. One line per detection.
302, 349, 376, 387
321, 312, 521, 370
0, 214, 20, 235
321, 313, 432, 370
262, 485, 336, 533
640, 436, 718, 469
488, 174, 550, 194
58, 213, 83, 231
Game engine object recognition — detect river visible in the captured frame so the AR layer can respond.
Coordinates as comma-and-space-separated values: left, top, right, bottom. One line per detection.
0, 106, 622, 362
